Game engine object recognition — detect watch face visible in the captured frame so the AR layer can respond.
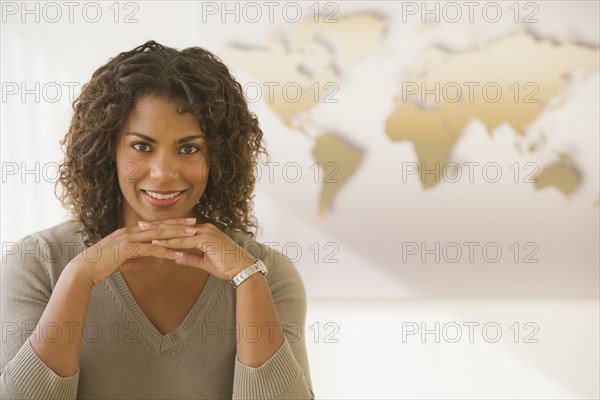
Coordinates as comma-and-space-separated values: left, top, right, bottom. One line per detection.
231, 260, 268, 288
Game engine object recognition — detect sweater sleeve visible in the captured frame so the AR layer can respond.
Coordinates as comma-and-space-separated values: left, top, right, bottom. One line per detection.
232, 247, 314, 400
1, 234, 80, 400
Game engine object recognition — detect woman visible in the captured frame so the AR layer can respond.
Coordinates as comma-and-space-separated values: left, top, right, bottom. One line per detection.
0, 40, 313, 399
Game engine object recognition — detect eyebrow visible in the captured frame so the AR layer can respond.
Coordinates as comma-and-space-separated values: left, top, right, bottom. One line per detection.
125, 132, 206, 144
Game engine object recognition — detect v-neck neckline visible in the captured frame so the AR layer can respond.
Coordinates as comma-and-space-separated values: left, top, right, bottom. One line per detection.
106, 271, 222, 352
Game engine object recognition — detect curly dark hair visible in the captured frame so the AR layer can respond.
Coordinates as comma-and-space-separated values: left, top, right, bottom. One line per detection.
55, 40, 268, 247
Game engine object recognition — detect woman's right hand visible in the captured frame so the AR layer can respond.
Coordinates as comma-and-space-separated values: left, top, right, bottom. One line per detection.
70, 217, 198, 288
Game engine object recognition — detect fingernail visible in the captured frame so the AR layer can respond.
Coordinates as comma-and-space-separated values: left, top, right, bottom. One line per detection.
185, 228, 196, 234
185, 218, 196, 224
152, 240, 164, 245
174, 252, 184, 258
138, 221, 151, 230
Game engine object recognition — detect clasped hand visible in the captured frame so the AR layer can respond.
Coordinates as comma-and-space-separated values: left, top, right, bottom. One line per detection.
139, 218, 257, 281
76, 217, 257, 288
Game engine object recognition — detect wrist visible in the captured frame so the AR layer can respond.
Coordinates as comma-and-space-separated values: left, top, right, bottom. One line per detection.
235, 269, 267, 287
227, 259, 256, 280
65, 260, 96, 291
230, 259, 268, 289
227, 256, 257, 280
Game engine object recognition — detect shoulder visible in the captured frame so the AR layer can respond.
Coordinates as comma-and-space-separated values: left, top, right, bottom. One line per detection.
2, 220, 87, 289
20, 219, 86, 260
34, 219, 85, 242
5, 219, 85, 257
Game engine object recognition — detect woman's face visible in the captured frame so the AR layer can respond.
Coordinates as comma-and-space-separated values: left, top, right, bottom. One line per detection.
114, 96, 210, 227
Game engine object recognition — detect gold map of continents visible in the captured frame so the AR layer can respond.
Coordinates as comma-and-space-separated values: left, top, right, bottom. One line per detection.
219, 15, 599, 217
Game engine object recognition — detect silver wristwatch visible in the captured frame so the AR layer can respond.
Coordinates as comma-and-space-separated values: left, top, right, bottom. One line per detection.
230, 259, 268, 289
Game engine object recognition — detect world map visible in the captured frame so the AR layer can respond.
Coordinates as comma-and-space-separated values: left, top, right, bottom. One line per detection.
219, 14, 600, 217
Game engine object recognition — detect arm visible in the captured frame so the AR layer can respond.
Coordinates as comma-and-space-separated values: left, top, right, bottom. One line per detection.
2, 219, 203, 399
1, 235, 89, 400
145, 222, 315, 399
28, 261, 92, 376
232, 248, 314, 400
235, 260, 285, 367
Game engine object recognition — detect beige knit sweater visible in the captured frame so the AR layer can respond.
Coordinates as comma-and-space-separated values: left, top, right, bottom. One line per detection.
0, 221, 313, 399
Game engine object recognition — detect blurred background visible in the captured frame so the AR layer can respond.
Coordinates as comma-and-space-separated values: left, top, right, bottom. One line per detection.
1, 1, 599, 398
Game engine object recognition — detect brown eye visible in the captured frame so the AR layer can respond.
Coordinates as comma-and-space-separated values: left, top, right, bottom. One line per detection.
131, 142, 151, 152
179, 145, 200, 155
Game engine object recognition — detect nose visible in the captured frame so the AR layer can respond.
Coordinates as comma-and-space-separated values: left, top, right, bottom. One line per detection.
149, 151, 179, 182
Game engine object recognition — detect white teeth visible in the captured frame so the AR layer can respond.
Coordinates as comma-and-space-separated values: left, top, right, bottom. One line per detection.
144, 190, 182, 200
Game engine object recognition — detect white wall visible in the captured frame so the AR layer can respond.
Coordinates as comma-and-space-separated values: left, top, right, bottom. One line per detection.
2, 1, 598, 398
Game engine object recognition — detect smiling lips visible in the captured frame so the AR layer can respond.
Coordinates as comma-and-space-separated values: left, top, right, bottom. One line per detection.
141, 189, 186, 207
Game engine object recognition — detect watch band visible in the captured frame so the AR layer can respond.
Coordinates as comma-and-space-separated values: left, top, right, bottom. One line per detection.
230, 259, 268, 289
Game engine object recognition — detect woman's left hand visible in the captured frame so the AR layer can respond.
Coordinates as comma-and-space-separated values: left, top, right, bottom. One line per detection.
139, 220, 257, 280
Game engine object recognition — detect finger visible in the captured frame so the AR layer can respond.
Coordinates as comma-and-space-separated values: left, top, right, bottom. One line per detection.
145, 217, 196, 225
133, 243, 185, 261
138, 222, 198, 232
153, 235, 229, 262
174, 251, 218, 274
138, 217, 196, 230
109, 242, 183, 265
137, 223, 216, 240
134, 226, 198, 241
151, 232, 225, 253
137, 221, 201, 235
151, 235, 205, 250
